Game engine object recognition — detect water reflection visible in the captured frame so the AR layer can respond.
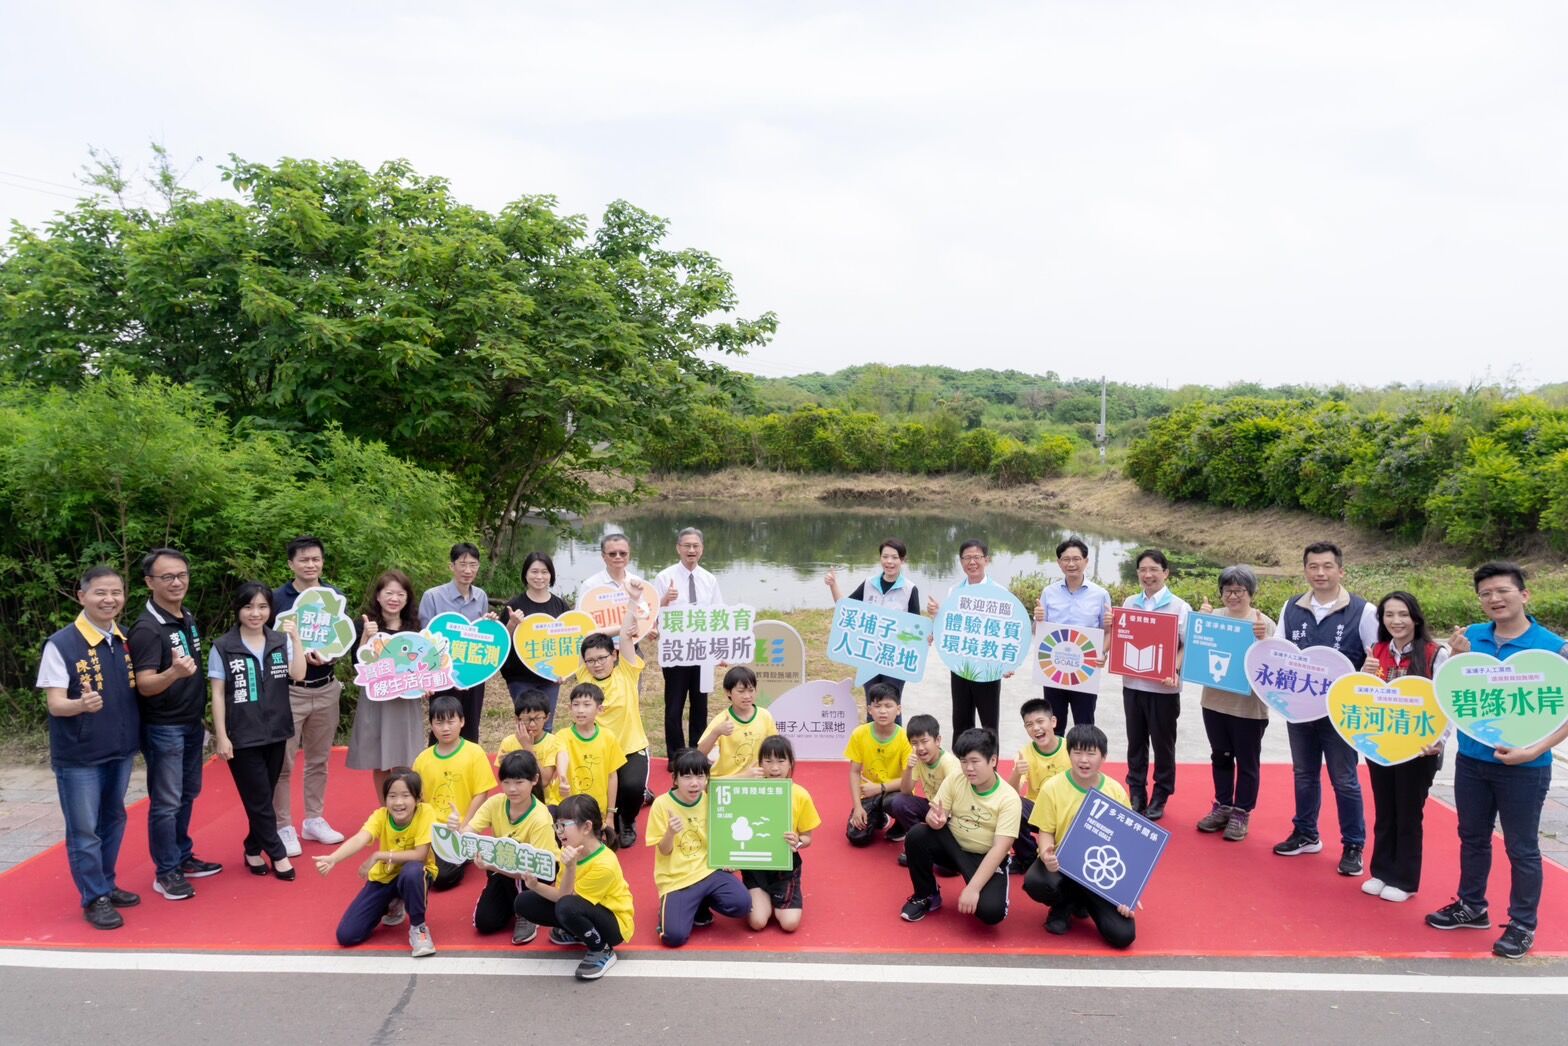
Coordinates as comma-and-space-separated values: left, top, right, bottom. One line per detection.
508, 503, 1172, 611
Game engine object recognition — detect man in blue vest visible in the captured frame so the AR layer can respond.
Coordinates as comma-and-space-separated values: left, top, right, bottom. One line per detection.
1426, 562, 1568, 959
1271, 542, 1375, 877
37, 565, 143, 929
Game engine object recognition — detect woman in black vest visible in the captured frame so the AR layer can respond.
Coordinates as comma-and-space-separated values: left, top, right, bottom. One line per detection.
210, 582, 307, 879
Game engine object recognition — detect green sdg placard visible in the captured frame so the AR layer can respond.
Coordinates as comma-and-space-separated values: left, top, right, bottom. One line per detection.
274, 586, 356, 660
1434, 650, 1568, 750
707, 778, 793, 871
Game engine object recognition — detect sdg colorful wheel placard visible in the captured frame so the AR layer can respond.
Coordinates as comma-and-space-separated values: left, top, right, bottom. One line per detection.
426, 612, 511, 689
1327, 672, 1448, 766
1433, 651, 1568, 750
512, 610, 596, 682
1031, 623, 1105, 694
1244, 638, 1352, 723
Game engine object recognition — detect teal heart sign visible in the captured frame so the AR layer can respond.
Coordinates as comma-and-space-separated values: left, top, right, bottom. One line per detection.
1434, 650, 1568, 750
426, 612, 512, 689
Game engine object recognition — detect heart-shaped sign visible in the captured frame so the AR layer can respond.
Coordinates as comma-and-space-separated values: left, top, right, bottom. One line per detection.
578, 583, 656, 635
1327, 672, 1449, 766
426, 612, 512, 689
1244, 637, 1353, 723
512, 610, 597, 682
1433, 650, 1568, 750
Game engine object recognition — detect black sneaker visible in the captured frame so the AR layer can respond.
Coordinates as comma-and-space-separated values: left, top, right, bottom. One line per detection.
154, 871, 194, 901
692, 908, 714, 928
576, 947, 618, 980
1045, 905, 1071, 935
1273, 832, 1323, 856
107, 888, 141, 908
618, 826, 637, 850
897, 852, 908, 867
1493, 923, 1535, 959
885, 824, 909, 844
84, 897, 123, 930
180, 856, 223, 878
1144, 799, 1166, 822
550, 926, 583, 947
900, 893, 942, 922
1337, 845, 1364, 876
1426, 899, 1491, 931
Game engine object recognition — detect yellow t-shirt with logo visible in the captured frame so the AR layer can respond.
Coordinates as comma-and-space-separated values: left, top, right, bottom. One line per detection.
495, 731, 567, 805
554, 723, 626, 816
646, 790, 710, 895
361, 803, 438, 883
935, 773, 1022, 855
790, 782, 823, 835
1029, 771, 1132, 841
412, 739, 498, 823
574, 844, 636, 941
913, 748, 962, 798
467, 794, 559, 857
700, 706, 779, 778
843, 723, 911, 785
1015, 737, 1071, 802
573, 655, 649, 756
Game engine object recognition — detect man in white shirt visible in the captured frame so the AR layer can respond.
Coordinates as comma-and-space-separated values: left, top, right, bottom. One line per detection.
577, 532, 652, 635
652, 527, 723, 754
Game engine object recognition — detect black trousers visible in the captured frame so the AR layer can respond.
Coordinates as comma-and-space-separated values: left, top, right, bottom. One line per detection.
949, 675, 1001, 736
661, 665, 707, 754
904, 823, 1009, 925
845, 793, 894, 847
1202, 708, 1268, 812
616, 750, 650, 835
1022, 859, 1135, 949
473, 870, 522, 934
1123, 686, 1180, 804
515, 891, 624, 949
431, 855, 467, 892
1044, 686, 1097, 729
228, 741, 286, 861
1368, 753, 1440, 893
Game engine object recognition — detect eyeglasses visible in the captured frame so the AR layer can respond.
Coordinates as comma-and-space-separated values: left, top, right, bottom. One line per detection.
1221, 587, 1249, 597
518, 714, 547, 724
677, 543, 702, 550
151, 572, 190, 584
554, 820, 581, 834
603, 550, 630, 558
960, 556, 986, 564
583, 654, 613, 667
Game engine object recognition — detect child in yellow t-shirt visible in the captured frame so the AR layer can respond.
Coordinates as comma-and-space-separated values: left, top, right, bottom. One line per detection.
647, 749, 753, 946
745, 736, 821, 933
845, 682, 912, 847
552, 683, 627, 845
1007, 697, 1070, 870
697, 666, 778, 778
574, 616, 650, 848
313, 768, 439, 956
1021, 724, 1137, 949
495, 692, 568, 805
460, 750, 560, 944
509, 794, 634, 981
412, 695, 498, 891
891, 714, 962, 846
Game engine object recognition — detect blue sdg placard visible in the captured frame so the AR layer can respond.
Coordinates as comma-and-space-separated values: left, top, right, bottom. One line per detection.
1182, 611, 1257, 696
1056, 788, 1170, 910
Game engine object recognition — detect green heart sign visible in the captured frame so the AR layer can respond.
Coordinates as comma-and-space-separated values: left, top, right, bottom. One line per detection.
1433, 650, 1568, 750
274, 586, 355, 660
426, 612, 512, 689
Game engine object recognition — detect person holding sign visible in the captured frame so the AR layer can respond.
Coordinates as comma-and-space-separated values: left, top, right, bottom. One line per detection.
926, 539, 1005, 734
647, 749, 754, 947
460, 750, 560, 944
898, 728, 1021, 926
38, 566, 143, 929
654, 527, 724, 753
346, 570, 426, 799
572, 618, 651, 849
1359, 591, 1447, 904
412, 695, 499, 892
826, 537, 922, 710
271, 536, 349, 858
746, 736, 822, 933
1117, 550, 1191, 821
498, 552, 570, 730
1272, 542, 1376, 876
1023, 725, 1137, 948
1426, 562, 1568, 959
698, 666, 778, 777
1194, 566, 1273, 841
419, 543, 492, 744
1033, 537, 1112, 729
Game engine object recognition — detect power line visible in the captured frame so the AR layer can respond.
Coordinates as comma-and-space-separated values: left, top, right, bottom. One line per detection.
0, 177, 90, 202
0, 169, 91, 193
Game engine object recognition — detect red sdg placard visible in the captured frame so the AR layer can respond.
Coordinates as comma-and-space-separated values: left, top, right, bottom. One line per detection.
1108, 608, 1182, 684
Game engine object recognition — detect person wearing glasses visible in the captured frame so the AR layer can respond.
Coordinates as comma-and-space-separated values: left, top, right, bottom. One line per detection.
925, 539, 1004, 734
653, 528, 724, 752
576, 533, 653, 637
1031, 537, 1113, 730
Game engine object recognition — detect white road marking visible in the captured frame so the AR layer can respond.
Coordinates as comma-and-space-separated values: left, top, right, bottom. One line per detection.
0, 948, 1563, 994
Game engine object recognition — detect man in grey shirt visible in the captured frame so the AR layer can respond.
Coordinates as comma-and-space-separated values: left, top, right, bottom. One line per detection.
419, 542, 491, 743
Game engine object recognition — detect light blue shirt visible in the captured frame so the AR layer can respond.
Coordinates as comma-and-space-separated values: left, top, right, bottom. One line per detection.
1457, 618, 1567, 767
1039, 579, 1112, 630
419, 581, 489, 624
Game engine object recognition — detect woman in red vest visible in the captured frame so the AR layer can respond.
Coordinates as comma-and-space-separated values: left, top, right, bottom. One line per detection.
1360, 591, 1448, 903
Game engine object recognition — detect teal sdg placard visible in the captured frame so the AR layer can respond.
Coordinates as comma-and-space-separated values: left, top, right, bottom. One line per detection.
426, 612, 512, 689
933, 580, 1031, 683
1434, 650, 1568, 750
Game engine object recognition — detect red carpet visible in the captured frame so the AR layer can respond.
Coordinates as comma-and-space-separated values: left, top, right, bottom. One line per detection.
3, 750, 1566, 958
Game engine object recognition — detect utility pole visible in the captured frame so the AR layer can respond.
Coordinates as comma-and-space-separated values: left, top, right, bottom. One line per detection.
1097, 376, 1107, 467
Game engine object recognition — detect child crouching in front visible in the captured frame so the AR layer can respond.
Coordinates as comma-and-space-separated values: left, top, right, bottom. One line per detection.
648, 748, 753, 946
461, 750, 559, 945
747, 736, 821, 933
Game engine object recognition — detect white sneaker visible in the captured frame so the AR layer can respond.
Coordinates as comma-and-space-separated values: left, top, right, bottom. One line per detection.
277, 825, 303, 858
409, 923, 436, 958
382, 899, 407, 926
1360, 877, 1385, 896
1380, 885, 1413, 903
301, 817, 344, 844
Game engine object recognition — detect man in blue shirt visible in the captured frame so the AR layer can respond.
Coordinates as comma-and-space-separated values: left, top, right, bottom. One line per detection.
1031, 537, 1112, 729
1425, 562, 1568, 959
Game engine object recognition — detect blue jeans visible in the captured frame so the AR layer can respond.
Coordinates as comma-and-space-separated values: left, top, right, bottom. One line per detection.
54, 756, 135, 906
1455, 754, 1552, 930
1287, 717, 1365, 845
142, 721, 205, 875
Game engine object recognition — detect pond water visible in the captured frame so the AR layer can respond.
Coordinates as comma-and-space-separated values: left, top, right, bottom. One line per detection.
505, 502, 1188, 610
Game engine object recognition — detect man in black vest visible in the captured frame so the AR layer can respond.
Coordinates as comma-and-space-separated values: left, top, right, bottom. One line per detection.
37, 565, 142, 929
1271, 542, 1375, 876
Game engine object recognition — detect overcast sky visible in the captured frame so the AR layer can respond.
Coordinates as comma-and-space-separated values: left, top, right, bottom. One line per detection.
3, 1, 1564, 388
